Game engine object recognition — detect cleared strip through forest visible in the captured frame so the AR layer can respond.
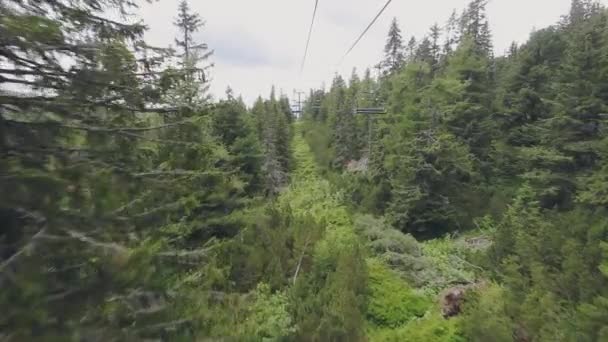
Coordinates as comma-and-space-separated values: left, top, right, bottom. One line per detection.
288, 123, 476, 340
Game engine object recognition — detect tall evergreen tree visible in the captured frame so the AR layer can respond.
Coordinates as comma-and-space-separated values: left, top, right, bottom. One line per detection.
328, 75, 358, 166
440, 35, 495, 164
171, 0, 213, 107
212, 89, 264, 193
382, 18, 406, 75
564, 0, 601, 26
405, 36, 418, 62
461, 0, 493, 56
443, 9, 461, 56
429, 23, 443, 73
415, 37, 434, 65
0, 0, 248, 339
250, 88, 292, 196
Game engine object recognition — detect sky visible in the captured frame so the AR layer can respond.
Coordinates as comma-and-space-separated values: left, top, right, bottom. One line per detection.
135, 0, 576, 106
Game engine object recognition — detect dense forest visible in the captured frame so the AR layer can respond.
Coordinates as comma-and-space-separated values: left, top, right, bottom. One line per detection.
1, 0, 607, 341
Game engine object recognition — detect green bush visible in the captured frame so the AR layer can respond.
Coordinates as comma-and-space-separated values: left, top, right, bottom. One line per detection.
366, 259, 431, 328
369, 313, 465, 342
242, 283, 296, 340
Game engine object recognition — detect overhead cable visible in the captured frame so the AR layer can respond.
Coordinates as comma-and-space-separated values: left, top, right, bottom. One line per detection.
300, 0, 320, 74
339, 0, 393, 65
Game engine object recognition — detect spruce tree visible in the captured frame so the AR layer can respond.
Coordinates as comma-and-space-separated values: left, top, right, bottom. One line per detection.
443, 10, 461, 56
252, 88, 291, 196
415, 37, 434, 65
212, 89, 264, 193
0, 0, 255, 338
564, 0, 601, 26
429, 23, 443, 73
382, 18, 406, 75
461, 0, 493, 56
171, 0, 213, 107
439, 35, 495, 163
328, 75, 358, 166
406, 36, 418, 62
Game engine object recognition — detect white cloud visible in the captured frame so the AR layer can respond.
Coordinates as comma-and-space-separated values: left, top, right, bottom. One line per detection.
136, 0, 578, 105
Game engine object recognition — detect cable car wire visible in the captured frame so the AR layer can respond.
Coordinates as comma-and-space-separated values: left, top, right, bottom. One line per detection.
338, 0, 393, 65
300, 0, 320, 74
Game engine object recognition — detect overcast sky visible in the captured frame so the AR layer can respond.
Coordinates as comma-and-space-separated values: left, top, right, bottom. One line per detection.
136, 0, 578, 105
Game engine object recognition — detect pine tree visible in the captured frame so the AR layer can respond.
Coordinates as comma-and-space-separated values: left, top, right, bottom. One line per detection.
276, 95, 293, 171
507, 41, 519, 57
461, 0, 493, 56
443, 10, 461, 56
212, 89, 264, 193
484, 185, 608, 340
251, 87, 292, 196
564, 0, 601, 26
382, 18, 406, 75
359, 68, 379, 108
175, 0, 207, 62
349, 68, 362, 100
328, 75, 358, 166
0, 0, 261, 338
2, 0, 155, 337
439, 36, 494, 162
406, 36, 418, 62
415, 37, 434, 65
171, 0, 213, 107
429, 23, 442, 73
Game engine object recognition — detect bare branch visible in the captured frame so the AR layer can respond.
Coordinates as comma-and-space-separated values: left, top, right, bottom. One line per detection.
116, 200, 184, 220
39, 230, 129, 256
45, 288, 83, 302
133, 319, 191, 333
45, 262, 88, 274
111, 192, 153, 215
292, 233, 312, 285
132, 170, 206, 178
158, 248, 213, 258
0, 226, 48, 273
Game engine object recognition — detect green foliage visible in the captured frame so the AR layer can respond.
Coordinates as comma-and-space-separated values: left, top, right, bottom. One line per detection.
370, 313, 465, 342
6, 0, 608, 340
302, 120, 335, 173
484, 185, 608, 340
0, 0, 289, 339
366, 259, 430, 328
354, 214, 479, 295
385, 129, 476, 237
1, 14, 63, 44
297, 2, 608, 340
281, 129, 368, 341
574, 241, 608, 340
355, 214, 431, 287
251, 90, 294, 196
212, 96, 264, 192
421, 237, 479, 292
459, 283, 515, 342
243, 283, 296, 340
